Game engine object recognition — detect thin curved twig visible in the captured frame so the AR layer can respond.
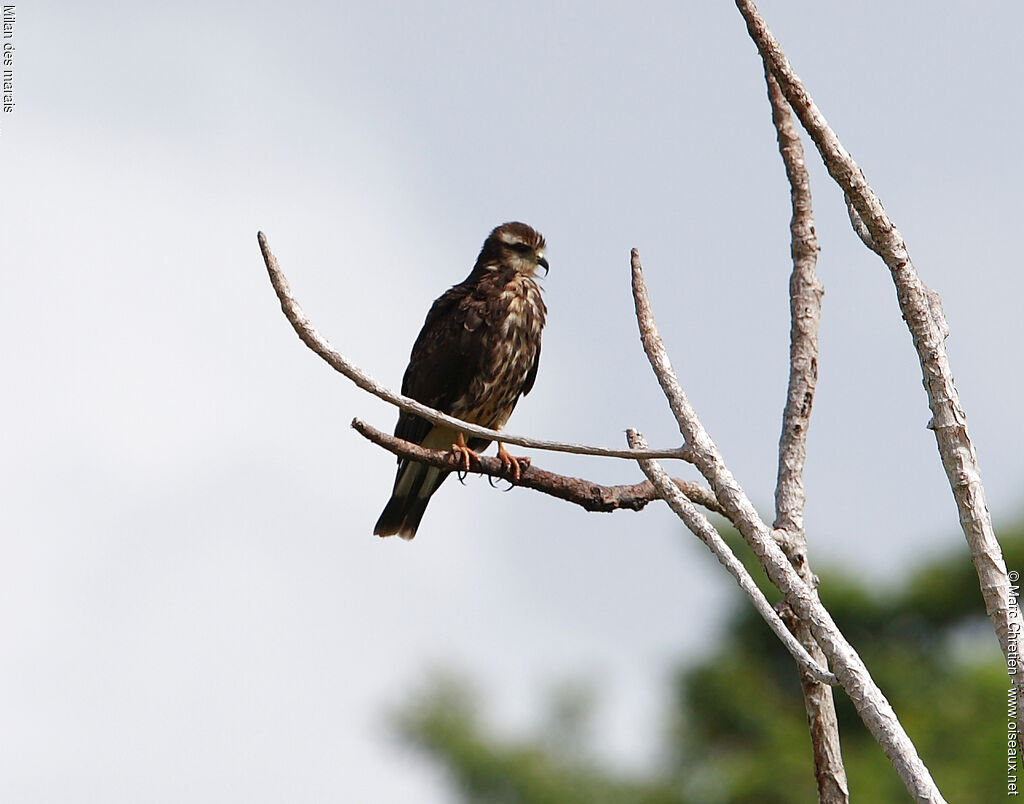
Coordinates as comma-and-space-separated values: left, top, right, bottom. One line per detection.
735, 0, 1017, 703
631, 248, 945, 803
628, 429, 836, 686
258, 232, 687, 461
352, 418, 725, 515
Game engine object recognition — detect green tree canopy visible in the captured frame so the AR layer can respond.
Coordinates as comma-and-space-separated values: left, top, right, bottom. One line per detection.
395, 523, 1022, 802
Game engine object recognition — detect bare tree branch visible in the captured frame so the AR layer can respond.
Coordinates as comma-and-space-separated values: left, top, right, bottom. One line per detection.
351, 418, 725, 516
628, 429, 837, 685
257, 4, 1001, 796
734, 0, 1019, 697
258, 231, 687, 462
776, 601, 848, 802
767, 70, 822, 544
630, 248, 945, 803
764, 68, 849, 804
845, 194, 882, 255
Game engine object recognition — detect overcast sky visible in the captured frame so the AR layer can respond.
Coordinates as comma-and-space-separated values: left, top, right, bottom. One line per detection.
2, 2, 1021, 801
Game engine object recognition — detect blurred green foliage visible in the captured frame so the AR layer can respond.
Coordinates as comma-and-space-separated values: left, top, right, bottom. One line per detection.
395, 524, 1023, 803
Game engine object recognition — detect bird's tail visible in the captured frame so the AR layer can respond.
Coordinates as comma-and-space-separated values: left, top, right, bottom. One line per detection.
374, 425, 459, 539
374, 462, 449, 540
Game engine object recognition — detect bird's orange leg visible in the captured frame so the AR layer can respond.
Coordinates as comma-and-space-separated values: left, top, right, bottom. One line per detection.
451, 432, 481, 475
497, 442, 530, 483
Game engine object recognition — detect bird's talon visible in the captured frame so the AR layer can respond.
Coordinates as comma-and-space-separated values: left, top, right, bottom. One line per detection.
451, 433, 480, 476
496, 443, 528, 483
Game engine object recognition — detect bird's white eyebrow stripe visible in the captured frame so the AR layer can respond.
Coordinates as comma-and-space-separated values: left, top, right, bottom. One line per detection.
499, 230, 523, 246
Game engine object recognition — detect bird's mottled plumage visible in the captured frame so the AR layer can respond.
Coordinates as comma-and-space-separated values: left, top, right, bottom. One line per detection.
374, 222, 548, 539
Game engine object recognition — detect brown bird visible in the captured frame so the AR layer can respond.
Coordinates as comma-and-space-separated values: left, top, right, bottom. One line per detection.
374, 222, 549, 539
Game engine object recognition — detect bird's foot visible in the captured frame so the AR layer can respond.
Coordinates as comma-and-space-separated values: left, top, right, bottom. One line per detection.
451, 432, 481, 481
497, 442, 529, 483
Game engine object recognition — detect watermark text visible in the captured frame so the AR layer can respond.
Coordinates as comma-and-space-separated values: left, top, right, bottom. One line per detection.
2, 5, 15, 117
1010, 570, 1020, 795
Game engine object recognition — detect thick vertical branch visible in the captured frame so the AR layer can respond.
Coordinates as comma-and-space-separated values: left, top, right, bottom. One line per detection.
631, 250, 945, 803
734, 0, 1019, 695
768, 69, 822, 544
765, 70, 848, 804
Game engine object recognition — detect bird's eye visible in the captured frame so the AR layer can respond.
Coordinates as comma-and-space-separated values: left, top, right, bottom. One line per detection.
511, 243, 532, 254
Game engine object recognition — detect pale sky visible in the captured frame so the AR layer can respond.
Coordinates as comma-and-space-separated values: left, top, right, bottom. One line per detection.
1, 2, 1021, 801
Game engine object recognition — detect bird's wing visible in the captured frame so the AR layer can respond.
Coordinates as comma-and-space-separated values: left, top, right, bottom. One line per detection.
521, 340, 541, 397
394, 283, 488, 450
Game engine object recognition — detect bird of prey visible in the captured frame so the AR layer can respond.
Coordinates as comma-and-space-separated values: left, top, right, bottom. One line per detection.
374, 222, 549, 540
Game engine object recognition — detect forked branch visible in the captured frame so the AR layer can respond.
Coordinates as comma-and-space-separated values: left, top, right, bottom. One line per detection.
352, 418, 724, 515
628, 429, 836, 686
735, 0, 1017, 695
630, 249, 945, 803
260, 234, 834, 692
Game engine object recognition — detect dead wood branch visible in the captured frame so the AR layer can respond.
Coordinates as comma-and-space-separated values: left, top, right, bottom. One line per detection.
631, 247, 945, 803
735, 0, 1016, 703
628, 429, 836, 685
764, 67, 849, 804
352, 418, 724, 516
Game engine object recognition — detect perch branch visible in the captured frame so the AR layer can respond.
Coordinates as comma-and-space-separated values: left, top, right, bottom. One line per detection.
258, 232, 687, 461
352, 418, 725, 516
628, 429, 836, 685
735, 0, 1018, 698
631, 248, 945, 803
765, 68, 848, 804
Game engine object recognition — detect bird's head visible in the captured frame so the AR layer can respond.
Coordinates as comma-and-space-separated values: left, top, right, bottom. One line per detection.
474, 222, 549, 278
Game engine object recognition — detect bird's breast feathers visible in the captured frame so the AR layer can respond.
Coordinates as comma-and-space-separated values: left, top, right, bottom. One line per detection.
449, 273, 545, 429
497, 274, 545, 336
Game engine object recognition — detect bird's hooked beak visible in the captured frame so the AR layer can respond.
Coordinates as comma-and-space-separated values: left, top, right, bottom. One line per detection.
537, 255, 549, 276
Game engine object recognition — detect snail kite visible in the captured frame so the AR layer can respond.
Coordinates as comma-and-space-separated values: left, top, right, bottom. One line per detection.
374, 222, 549, 539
